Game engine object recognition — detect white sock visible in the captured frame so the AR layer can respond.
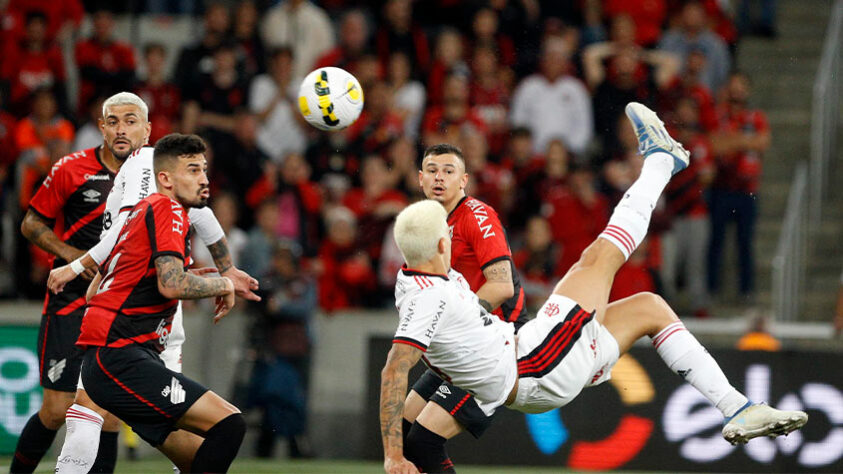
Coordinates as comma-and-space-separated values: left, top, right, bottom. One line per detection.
599, 152, 673, 260
652, 322, 749, 418
56, 404, 103, 474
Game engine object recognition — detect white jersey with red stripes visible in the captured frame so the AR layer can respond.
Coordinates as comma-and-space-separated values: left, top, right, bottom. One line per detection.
393, 266, 517, 415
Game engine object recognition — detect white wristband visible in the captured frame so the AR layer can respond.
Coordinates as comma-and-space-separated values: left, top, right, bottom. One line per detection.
69, 258, 86, 276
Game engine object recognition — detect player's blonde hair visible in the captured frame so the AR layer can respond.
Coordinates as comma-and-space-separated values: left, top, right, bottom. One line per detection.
393, 200, 448, 267
102, 92, 149, 122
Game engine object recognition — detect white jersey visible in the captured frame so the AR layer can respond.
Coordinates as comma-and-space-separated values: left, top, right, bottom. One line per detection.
394, 267, 517, 415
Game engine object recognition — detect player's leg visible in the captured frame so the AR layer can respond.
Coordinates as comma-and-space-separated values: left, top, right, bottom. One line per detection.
407, 402, 463, 474
600, 292, 807, 444
56, 386, 111, 474
171, 391, 245, 473
403, 370, 444, 443
11, 389, 74, 473
156, 430, 205, 473
552, 103, 689, 317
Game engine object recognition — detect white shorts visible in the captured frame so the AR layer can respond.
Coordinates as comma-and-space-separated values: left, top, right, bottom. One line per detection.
511, 295, 619, 414
77, 303, 184, 390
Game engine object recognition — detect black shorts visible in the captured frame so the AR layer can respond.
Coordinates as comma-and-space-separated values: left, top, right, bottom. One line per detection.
37, 311, 85, 392
81, 345, 208, 446
411, 370, 494, 439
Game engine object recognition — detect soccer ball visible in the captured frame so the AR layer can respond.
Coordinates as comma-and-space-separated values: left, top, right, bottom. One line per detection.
297, 67, 364, 131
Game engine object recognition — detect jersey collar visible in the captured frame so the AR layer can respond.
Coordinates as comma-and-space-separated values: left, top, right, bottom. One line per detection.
447, 195, 469, 221
401, 264, 449, 280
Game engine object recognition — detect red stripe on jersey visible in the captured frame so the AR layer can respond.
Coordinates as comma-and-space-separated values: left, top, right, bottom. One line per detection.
413, 276, 425, 290
108, 330, 165, 348
121, 301, 178, 316
56, 295, 87, 316
393, 338, 427, 352
507, 288, 525, 322
517, 310, 589, 372
39, 314, 51, 384
61, 202, 106, 241
449, 393, 472, 415
95, 348, 172, 418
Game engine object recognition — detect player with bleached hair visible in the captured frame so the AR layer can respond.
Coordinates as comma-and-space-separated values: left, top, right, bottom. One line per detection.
380, 103, 807, 474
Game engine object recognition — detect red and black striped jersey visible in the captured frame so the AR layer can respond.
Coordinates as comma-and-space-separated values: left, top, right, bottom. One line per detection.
28, 147, 115, 316
77, 193, 191, 353
447, 196, 528, 329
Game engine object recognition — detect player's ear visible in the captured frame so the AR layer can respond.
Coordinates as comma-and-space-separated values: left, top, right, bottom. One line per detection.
156, 170, 173, 190
460, 172, 469, 190
144, 120, 151, 145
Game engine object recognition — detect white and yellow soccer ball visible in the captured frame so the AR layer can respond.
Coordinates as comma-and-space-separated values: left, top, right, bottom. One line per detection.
297, 67, 364, 131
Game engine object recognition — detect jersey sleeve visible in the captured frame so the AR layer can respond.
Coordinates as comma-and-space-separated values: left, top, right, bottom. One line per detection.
393, 289, 448, 352
465, 205, 511, 269
148, 201, 188, 261
88, 209, 128, 265
187, 206, 224, 246
120, 157, 154, 212
28, 157, 73, 220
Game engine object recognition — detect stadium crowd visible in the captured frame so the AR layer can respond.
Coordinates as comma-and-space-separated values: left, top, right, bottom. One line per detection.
0, 0, 773, 319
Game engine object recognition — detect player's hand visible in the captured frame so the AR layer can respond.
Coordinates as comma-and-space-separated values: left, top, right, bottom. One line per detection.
384, 456, 419, 474
220, 267, 261, 301
63, 249, 97, 281
213, 277, 236, 324
47, 264, 77, 294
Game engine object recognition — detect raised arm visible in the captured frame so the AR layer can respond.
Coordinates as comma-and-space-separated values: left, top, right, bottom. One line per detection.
155, 255, 236, 322
380, 343, 423, 474
476, 259, 515, 312
22, 209, 96, 279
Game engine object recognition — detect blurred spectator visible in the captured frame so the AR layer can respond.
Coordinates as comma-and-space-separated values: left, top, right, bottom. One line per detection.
603, 0, 667, 47
387, 52, 426, 139
544, 162, 609, 275
233, 0, 266, 79
500, 127, 544, 231
736, 314, 781, 351
345, 81, 404, 157
74, 9, 136, 117
657, 49, 718, 132
191, 191, 247, 268
241, 198, 281, 279
510, 34, 593, 155
0, 89, 18, 194
249, 47, 307, 164
135, 43, 181, 143
173, 2, 231, 93
658, 0, 731, 93
313, 9, 371, 77
342, 154, 407, 263
659, 98, 714, 317
469, 7, 516, 67
708, 72, 770, 302
72, 95, 106, 151
462, 128, 513, 217
7, 0, 82, 43
261, 0, 335, 81
426, 28, 469, 106
247, 153, 322, 256
247, 240, 316, 459
1, 10, 67, 116
215, 111, 267, 198
738, 0, 777, 38
378, 222, 405, 291
316, 206, 377, 312
470, 44, 512, 156
609, 240, 658, 302
375, 0, 430, 77
537, 139, 571, 200
387, 137, 424, 201
422, 73, 487, 148
513, 215, 559, 309
182, 41, 249, 166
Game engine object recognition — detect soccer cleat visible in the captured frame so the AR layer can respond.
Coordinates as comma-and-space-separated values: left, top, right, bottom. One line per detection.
722, 402, 808, 446
624, 102, 690, 175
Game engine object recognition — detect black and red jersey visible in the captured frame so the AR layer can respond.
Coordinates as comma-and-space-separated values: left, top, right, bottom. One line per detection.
447, 196, 528, 329
77, 193, 191, 353
28, 146, 114, 316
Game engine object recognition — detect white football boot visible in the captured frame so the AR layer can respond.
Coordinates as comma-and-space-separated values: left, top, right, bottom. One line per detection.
722, 401, 808, 445
625, 102, 690, 175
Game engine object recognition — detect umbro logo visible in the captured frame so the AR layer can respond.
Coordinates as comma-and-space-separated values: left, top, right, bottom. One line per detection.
48, 358, 66, 382
677, 369, 693, 379
435, 386, 451, 398
161, 377, 186, 404
82, 189, 101, 203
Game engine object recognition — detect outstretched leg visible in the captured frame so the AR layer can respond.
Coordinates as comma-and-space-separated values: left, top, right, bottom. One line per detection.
600, 292, 807, 445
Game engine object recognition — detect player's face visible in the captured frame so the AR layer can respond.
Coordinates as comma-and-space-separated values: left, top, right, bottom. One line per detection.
419, 153, 468, 206
172, 154, 210, 208
100, 104, 151, 160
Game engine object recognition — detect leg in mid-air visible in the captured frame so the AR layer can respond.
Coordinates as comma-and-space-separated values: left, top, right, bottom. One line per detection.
552, 103, 805, 444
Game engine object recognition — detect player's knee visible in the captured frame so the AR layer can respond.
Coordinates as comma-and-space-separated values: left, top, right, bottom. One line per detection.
630, 292, 678, 332
210, 413, 246, 442
41, 396, 74, 428
102, 412, 122, 432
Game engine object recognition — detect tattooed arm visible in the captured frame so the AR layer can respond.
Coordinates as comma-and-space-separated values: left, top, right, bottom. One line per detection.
476, 259, 515, 312
205, 236, 261, 301
155, 255, 233, 300
380, 343, 423, 474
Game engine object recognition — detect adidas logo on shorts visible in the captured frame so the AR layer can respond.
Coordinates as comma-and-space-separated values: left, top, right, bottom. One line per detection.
161, 377, 186, 404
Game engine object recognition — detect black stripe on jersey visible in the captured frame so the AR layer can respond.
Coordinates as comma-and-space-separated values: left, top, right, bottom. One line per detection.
401, 269, 449, 280
119, 205, 134, 212
517, 306, 593, 379
447, 196, 469, 220
393, 336, 428, 352
145, 203, 157, 255
480, 255, 511, 270
119, 275, 173, 310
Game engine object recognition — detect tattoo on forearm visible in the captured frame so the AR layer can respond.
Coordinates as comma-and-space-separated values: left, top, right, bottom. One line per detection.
206, 238, 232, 274
380, 345, 421, 457
483, 260, 512, 283
23, 211, 76, 260
478, 299, 493, 313
155, 255, 229, 299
